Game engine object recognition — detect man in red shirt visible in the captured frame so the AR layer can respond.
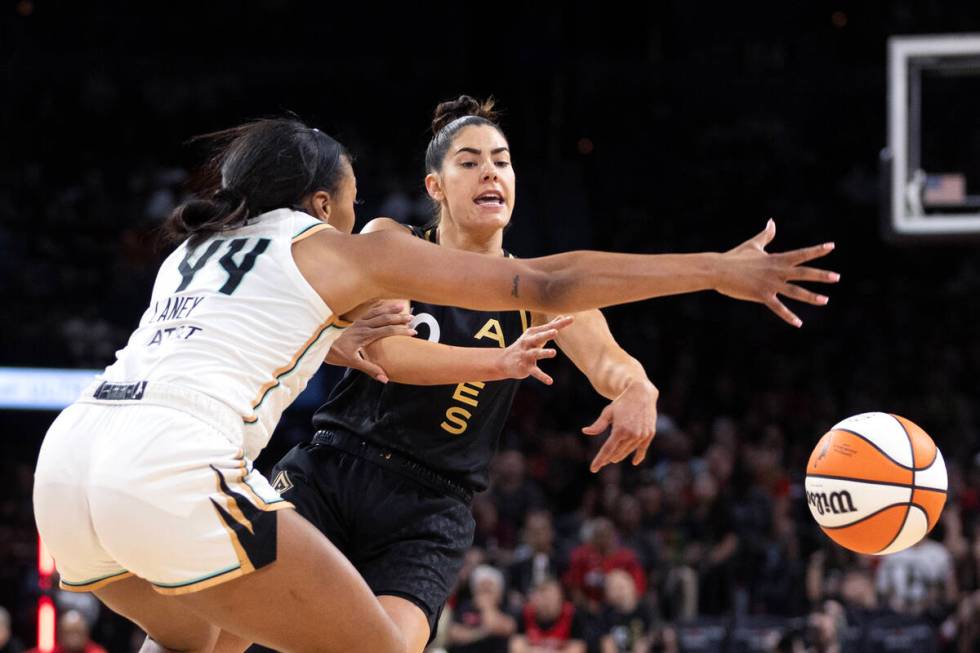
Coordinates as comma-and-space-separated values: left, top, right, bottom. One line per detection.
563, 518, 646, 611
511, 579, 586, 653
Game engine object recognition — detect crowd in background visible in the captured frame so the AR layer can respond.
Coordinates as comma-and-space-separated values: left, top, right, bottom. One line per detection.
4, 2, 980, 651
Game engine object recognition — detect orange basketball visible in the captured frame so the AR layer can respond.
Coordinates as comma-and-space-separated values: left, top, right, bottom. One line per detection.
805, 412, 947, 555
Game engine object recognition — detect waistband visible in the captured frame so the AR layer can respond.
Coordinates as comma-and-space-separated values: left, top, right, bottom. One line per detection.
78, 379, 245, 449
313, 429, 474, 505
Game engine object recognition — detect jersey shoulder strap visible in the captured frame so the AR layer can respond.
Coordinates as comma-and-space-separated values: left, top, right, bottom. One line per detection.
290, 211, 333, 243
408, 224, 438, 242
409, 225, 512, 256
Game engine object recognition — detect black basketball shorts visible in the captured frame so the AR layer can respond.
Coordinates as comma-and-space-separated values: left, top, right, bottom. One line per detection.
270, 437, 475, 636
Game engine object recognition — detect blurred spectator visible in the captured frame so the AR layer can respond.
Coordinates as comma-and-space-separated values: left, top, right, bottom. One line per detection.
510, 579, 586, 653
447, 565, 516, 653
491, 451, 545, 551
53, 575, 102, 631
0, 606, 24, 653
752, 506, 806, 616
509, 511, 564, 605
473, 497, 504, 563
26, 610, 106, 653
688, 469, 738, 616
876, 529, 957, 617
804, 600, 846, 653
598, 570, 653, 653
613, 495, 658, 573
564, 518, 646, 612
453, 548, 489, 609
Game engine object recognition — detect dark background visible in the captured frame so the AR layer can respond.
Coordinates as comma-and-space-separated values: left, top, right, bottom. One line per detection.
2, 2, 979, 651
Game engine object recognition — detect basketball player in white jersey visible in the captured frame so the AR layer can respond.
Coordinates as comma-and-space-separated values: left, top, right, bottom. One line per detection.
33, 118, 838, 653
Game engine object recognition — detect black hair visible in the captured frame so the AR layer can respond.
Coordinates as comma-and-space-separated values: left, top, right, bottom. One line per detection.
165, 118, 351, 246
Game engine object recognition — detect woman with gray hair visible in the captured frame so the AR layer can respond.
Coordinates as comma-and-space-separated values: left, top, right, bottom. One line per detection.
446, 565, 516, 653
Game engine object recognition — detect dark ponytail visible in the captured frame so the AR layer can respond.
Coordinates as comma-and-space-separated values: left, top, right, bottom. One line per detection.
167, 187, 249, 245
165, 118, 350, 246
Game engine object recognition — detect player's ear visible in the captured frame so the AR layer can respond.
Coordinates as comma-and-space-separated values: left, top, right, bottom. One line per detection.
306, 190, 332, 221
424, 173, 444, 203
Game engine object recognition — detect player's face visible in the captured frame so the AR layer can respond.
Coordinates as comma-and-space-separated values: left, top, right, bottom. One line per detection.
431, 124, 515, 235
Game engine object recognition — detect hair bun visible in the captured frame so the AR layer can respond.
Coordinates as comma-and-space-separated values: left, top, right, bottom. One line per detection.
213, 186, 248, 208
169, 198, 224, 231
431, 95, 499, 135
166, 187, 250, 242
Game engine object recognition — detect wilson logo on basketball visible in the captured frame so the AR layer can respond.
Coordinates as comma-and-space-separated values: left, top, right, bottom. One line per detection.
806, 490, 857, 516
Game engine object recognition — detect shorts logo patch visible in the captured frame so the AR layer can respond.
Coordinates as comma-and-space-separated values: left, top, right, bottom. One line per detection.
271, 470, 293, 494
94, 380, 148, 400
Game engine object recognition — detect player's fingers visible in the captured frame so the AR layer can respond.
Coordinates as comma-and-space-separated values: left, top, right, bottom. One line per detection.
598, 423, 636, 466
524, 329, 559, 347
352, 351, 389, 384
371, 324, 418, 341
544, 315, 575, 331
781, 242, 835, 265
359, 301, 404, 321
527, 347, 557, 361
363, 312, 413, 328
590, 438, 618, 473
780, 283, 829, 306
786, 266, 840, 284
589, 451, 605, 473
766, 295, 802, 328
528, 367, 554, 385
524, 315, 572, 338
632, 433, 654, 466
582, 406, 613, 436
746, 219, 776, 250
609, 430, 638, 464
357, 303, 388, 320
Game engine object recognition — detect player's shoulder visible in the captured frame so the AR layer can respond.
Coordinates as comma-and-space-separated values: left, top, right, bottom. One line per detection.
361, 216, 412, 235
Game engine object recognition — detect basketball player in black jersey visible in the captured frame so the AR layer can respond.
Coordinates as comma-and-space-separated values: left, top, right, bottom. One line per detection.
213, 97, 840, 653
284, 99, 661, 653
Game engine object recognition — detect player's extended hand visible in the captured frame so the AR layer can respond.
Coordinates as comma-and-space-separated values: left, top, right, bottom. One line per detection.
497, 315, 574, 384
716, 219, 840, 327
325, 302, 415, 383
583, 378, 659, 472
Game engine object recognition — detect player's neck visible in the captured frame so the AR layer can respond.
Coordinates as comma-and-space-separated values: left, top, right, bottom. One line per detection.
436, 223, 504, 256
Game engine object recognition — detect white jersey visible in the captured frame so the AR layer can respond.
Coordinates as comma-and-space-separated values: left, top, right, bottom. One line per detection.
101, 208, 343, 459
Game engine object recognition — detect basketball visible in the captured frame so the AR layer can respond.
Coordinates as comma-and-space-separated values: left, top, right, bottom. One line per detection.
805, 412, 947, 555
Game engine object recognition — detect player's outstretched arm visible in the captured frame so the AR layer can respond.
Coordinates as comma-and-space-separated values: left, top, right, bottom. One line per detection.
323, 216, 578, 385
296, 219, 838, 325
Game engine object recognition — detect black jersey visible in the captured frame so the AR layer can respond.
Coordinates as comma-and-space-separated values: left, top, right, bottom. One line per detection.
311, 225, 529, 492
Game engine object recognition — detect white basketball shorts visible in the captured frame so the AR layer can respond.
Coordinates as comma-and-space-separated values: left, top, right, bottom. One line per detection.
33, 380, 292, 595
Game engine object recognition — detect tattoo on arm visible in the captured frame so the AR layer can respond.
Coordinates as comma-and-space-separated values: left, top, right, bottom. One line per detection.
511, 275, 520, 298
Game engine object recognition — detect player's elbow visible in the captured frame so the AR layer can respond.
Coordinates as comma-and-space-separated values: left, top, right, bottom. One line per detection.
525, 267, 579, 314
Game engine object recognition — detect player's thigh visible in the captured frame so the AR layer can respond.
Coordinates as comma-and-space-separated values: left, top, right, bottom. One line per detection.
203, 595, 400, 653
95, 576, 219, 652
174, 508, 404, 653
378, 595, 430, 653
